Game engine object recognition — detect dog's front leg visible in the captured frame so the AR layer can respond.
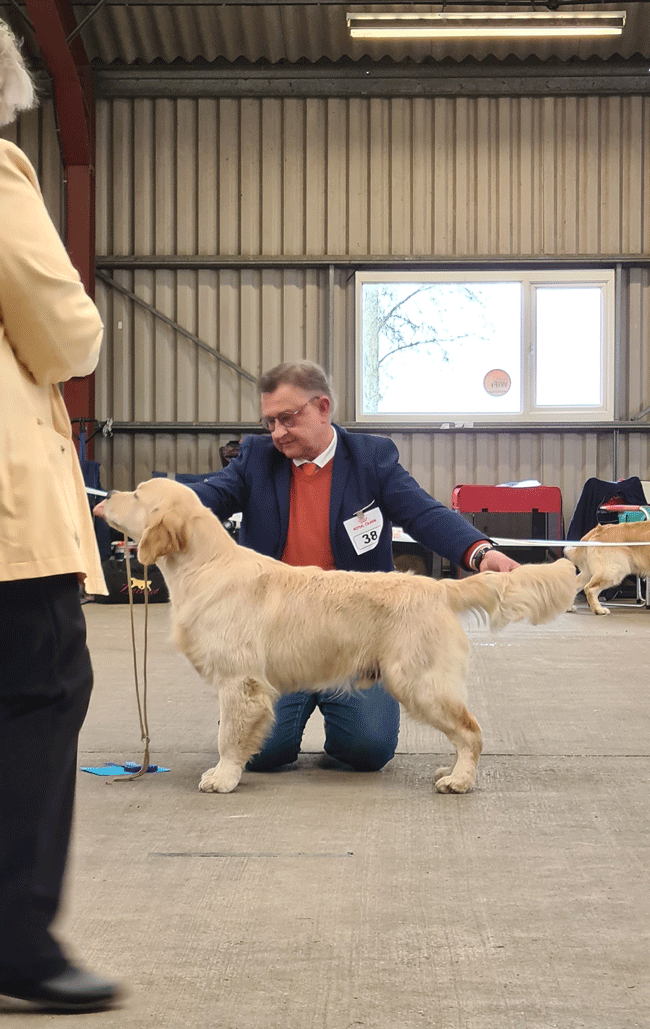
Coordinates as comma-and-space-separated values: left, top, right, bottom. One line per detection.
199, 679, 275, 794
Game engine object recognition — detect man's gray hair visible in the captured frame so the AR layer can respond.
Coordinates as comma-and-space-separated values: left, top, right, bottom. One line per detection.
0, 20, 36, 128
258, 361, 337, 414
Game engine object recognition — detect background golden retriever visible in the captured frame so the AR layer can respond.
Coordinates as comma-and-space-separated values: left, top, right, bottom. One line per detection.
565, 519, 650, 615
101, 479, 577, 796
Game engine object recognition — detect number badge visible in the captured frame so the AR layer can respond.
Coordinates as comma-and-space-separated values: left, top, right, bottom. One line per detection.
343, 506, 384, 555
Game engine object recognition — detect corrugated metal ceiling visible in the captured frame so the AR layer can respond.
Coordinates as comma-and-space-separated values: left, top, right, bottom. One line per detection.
2, 2, 649, 67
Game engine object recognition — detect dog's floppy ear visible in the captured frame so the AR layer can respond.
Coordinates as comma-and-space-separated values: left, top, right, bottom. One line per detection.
137, 508, 186, 565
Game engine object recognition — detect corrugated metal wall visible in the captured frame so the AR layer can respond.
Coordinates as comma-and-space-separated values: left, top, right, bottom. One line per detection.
96, 94, 650, 258
0, 103, 63, 232
92, 93, 650, 521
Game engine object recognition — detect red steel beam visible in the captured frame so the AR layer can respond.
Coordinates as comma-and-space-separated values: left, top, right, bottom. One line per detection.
24, 0, 96, 442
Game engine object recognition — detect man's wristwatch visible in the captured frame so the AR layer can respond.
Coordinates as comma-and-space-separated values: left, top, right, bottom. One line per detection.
470, 543, 494, 571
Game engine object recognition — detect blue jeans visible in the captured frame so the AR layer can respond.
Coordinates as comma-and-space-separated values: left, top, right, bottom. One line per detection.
246, 682, 400, 773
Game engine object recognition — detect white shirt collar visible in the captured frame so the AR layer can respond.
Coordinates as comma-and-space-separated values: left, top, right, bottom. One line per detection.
293, 427, 337, 469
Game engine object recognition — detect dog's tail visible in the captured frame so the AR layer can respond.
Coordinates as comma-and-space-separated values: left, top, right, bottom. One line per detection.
563, 543, 578, 565
441, 558, 578, 631
564, 523, 601, 568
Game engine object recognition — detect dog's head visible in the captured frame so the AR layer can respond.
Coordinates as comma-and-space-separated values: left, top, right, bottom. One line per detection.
100, 478, 202, 565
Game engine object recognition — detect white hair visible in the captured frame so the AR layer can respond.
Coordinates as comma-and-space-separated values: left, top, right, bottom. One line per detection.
0, 19, 37, 128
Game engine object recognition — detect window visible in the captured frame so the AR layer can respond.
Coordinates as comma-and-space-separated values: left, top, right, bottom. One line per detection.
355, 270, 615, 423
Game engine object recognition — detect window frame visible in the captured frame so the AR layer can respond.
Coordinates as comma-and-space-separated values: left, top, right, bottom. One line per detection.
354, 269, 616, 424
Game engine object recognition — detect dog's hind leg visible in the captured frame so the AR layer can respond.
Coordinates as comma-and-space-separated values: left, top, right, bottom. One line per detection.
199, 678, 276, 794
426, 697, 483, 794
583, 573, 615, 615
385, 665, 483, 794
568, 568, 591, 612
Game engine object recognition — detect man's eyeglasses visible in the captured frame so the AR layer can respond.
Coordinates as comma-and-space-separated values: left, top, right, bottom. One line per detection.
260, 396, 321, 433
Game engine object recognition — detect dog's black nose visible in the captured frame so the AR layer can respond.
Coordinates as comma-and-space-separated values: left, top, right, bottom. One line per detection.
106, 490, 116, 498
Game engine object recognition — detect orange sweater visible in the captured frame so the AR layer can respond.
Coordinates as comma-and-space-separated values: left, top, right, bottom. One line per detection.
281, 461, 336, 570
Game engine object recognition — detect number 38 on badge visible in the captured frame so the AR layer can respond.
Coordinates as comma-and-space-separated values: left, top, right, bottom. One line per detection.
343, 507, 384, 555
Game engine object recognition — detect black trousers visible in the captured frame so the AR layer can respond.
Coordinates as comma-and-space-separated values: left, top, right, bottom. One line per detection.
0, 574, 93, 980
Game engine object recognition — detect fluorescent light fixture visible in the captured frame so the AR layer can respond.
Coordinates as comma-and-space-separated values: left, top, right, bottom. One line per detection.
346, 11, 627, 41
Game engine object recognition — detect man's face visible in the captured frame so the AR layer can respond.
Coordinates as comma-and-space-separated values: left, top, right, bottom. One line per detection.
260, 383, 333, 461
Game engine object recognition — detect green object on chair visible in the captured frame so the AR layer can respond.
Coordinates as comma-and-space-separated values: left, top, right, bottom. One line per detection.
618, 506, 650, 523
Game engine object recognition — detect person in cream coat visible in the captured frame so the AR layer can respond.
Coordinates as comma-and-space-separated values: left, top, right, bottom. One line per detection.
0, 19, 121, 1013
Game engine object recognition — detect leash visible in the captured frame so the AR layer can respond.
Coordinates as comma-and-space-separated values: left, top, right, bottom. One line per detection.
111, 534, 152, 783
491, 536, 650, 548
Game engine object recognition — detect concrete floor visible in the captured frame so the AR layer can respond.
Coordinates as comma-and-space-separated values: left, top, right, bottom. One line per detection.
2, 598, 648, 1028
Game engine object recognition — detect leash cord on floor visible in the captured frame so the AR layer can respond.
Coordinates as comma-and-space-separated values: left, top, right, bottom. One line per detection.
112, 535, 151, 783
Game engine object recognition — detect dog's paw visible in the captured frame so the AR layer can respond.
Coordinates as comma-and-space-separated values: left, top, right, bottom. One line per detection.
434, 775, 473, 794
594, 607, 611, 616
198, 763, 242, 794
434, 766, 474, 794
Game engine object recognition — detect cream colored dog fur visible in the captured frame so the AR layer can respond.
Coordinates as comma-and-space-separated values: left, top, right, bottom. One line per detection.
102, 478, 578, 795
565, 520, 650, 615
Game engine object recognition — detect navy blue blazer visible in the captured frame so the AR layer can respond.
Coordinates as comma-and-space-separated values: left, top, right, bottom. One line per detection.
191, 425, 486, 572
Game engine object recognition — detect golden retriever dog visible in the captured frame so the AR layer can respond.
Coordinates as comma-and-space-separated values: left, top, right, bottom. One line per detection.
564, 520, 650, 615
100, 479, 577, 796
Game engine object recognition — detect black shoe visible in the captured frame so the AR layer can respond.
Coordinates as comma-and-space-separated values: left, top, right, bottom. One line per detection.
0, 966, 123, 1013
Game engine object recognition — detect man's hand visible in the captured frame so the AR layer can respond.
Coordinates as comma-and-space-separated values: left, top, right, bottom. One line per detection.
479, 549, 519, 572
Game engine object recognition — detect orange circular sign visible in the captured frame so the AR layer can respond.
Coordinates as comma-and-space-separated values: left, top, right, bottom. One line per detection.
483, 368, 511, 397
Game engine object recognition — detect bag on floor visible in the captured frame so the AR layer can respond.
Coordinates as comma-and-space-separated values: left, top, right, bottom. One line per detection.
94, 555, 169, 604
